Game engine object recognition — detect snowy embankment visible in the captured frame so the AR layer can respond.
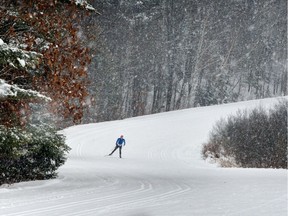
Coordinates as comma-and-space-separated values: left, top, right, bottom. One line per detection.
1, 97, 287, 216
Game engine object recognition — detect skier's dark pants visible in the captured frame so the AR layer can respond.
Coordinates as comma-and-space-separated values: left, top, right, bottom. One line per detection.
109, 145, 122, 157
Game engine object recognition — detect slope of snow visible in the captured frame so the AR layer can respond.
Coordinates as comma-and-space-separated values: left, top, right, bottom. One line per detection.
1, 97, 287, 216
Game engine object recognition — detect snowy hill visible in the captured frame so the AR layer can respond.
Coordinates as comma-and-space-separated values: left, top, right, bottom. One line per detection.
1, 97, 287, 216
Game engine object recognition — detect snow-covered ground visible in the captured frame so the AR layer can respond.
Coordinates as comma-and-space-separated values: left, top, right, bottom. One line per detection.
1, 97, 287, 216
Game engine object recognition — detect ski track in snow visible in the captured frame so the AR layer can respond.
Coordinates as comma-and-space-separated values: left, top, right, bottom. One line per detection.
0, 97, 287, 216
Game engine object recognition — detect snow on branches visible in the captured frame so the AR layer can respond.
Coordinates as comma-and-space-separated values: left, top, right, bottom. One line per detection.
0, 79, 51, 101
72, 0, 96, 12
0, 38, 42, 70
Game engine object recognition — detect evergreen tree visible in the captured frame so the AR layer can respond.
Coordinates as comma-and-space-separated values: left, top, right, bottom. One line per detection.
0, 0, 96, 185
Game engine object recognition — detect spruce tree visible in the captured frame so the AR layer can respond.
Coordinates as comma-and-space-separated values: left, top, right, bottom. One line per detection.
0, 0, 95, 185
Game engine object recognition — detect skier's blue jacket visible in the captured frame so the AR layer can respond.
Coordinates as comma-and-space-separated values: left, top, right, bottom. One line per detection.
116, 138, 126, 146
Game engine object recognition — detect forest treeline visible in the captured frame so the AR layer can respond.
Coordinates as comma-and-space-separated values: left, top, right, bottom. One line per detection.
85, 0, 287, 123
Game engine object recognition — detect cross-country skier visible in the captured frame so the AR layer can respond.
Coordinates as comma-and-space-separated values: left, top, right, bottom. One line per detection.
109, 135, 126, 158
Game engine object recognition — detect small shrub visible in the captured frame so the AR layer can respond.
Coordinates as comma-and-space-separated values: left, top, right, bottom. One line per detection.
202, 100, 288, 168
0, 125, 70, 185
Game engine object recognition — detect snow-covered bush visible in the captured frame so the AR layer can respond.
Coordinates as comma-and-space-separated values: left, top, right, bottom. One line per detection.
202, 100, 287, 168
0, 125, 70, 185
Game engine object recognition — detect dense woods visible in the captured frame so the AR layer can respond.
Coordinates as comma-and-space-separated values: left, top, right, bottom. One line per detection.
85, 0, 287, 122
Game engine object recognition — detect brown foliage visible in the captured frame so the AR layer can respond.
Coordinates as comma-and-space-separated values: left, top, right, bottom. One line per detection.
0, 0, 93, 126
